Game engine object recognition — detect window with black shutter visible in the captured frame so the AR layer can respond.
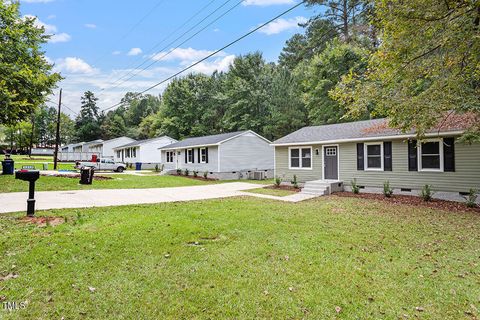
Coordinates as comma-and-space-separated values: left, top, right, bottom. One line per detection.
205, 147, 209, 163
408, 140, 417, 171
383, 141, 392, 171
443, 137, 455, 172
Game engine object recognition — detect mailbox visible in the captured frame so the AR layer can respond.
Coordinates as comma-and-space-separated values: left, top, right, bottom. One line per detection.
15, 170, 40, 216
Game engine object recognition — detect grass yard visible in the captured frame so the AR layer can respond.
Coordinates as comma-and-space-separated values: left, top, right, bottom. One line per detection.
0, 174, 216, 193
0, 196, 479, 319
245, 186, 298, 197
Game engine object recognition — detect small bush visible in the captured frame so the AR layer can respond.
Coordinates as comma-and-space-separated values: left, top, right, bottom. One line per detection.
383, 180, 393, 198
274, 176, 282, 187
291, 174, 299, 189
193, 170, 198, 178
176, 169, 181, 175
154, 164, 159, 172
184, 169, 189, 176
203, 171, 208, 179
464, 189, 478, 208
351, 178, 360, 194
421, 184, 433, 201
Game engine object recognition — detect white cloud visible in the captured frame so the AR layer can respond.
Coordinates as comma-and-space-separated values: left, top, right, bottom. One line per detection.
24, 14, 71, 43
84, 23, 97, 29
242, 0, 294, 6
47, 14, 56, 19
55, 57, 97, 74
190, 55, 235, 74
127, 47, 143, 56
112, 51, 122, 55
150, 47, 226, 64
258, 16, 307, 35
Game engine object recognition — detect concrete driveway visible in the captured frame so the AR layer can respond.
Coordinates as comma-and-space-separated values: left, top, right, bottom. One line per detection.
0, 182, 265, 214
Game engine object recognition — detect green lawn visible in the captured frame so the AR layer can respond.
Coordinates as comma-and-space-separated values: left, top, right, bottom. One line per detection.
0, 197, 479, 319
245, 186, 298, 197
0, 174, 216, 193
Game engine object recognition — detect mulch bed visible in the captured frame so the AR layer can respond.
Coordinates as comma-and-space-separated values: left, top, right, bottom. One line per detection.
19, 216, 65, 227
265, 185, 301, 193
333, 192, 480, 213
176, 174, 218, 181
40, 173, 113, 181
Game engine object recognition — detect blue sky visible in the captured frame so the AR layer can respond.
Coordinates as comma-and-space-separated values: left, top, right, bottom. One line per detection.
19, 0, 320, 115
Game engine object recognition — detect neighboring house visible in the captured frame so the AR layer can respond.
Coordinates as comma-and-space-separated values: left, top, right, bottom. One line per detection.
113, 136, 177, 169
272, 115, 480, 202
58, 141, 98, 161
87, 137, 136, 158
81, 139, 103, 152
160, 130, 274, 180
71, 142, 85, 153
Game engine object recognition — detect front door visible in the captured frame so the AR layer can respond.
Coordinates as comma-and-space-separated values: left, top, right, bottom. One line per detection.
324, 146, 338, 180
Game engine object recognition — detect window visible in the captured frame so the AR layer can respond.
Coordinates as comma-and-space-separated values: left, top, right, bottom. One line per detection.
187, 149, 194, 163
116, 151, 121, 158
126, 148, 130, 158
364, 143, 383, 170
166, 151, 174, 163
200, 148, 207, 163
325, 147, 336, 156
419, 139, 443, 171
289, 147, 312, 169
132, 148, 136, 158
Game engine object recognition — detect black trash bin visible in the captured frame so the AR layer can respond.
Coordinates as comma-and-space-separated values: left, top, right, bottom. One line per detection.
2, 154, 14, 175
80, 167, 94, 185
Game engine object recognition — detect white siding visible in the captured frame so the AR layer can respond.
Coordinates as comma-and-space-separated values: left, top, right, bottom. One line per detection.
138, 137, 177, 163
174, 146, 219, 172
219, 132, 274, 172
102, 137, 135, 158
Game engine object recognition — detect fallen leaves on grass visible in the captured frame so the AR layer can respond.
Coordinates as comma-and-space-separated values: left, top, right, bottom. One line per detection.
0, 273, 18, 281
333, 192, 480, 213
19, 216, 65, 227
335, 306, 342, 313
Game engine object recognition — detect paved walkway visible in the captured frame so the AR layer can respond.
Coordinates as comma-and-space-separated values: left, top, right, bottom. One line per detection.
0, 182, 320, 214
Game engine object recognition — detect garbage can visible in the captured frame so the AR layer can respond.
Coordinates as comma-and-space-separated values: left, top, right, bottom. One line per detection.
1, 154, 14, 175
43, 163, 49, 170
80, 167, 94, 185
135, 162, 142, 171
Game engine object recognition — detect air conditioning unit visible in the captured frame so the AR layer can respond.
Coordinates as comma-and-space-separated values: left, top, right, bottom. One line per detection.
251, 171, 265, 180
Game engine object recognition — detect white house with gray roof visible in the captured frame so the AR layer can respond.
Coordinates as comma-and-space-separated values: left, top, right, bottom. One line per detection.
113, 136, 177, 169
272, 114, 480, 203
160, 130, 274, 180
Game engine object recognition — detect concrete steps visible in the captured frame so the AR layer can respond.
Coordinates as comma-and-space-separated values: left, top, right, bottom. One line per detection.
301, 180, 344, 196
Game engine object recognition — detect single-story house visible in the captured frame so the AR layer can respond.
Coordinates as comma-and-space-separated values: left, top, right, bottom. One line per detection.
160, 130, 274, 180
272, 115, 480, 202
81, 139, 103, 152
87, 136, 135, 158
113, 136, 177, 169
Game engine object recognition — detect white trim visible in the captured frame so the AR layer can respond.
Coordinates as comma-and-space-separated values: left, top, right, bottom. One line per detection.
364, 142, 384, 171
160, 143, 218, 151
200, 147, 207, 163
218, 130, 272, 145
165, 150, 174, 164
418, 138, 444, 172
273, 146, 276, 178
217, 145, 221, 172
271, 131, 464, 147
321, 144, 340, 180
288, 146, 313, 170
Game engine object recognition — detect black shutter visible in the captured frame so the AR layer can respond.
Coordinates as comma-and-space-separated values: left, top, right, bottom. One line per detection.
184, 149, 187, 163
356, 143, 364, 170
443, 137, 455, 172
408, 140, 417, 171
197, 148, 200, 163
383, 141, 392, 171
205, 147, 209, 163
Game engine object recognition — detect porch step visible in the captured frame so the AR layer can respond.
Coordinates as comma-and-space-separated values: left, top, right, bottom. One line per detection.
301, 179, 344, 196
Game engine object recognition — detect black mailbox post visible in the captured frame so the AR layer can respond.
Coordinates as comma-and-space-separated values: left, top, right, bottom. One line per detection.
15, 170, 40, 216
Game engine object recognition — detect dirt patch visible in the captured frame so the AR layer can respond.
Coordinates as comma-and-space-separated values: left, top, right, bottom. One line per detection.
333, 192, 480, 213
265, 185, 301, 193
40, 173, 113, 180
19, 216, 65, 227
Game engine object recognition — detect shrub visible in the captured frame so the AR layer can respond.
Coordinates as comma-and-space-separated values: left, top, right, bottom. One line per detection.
193, 170, 198, 178
184, 169, 189, 176
154, 164, 159, 172
176, 169, 181, 175
464, 189, 478, 208
383, 180, 393, 198
203, 171, 208, 179
274, 176, 282, 187
291, 174, 299, 189
421, 184, 433, 201
351, 178, 360, 194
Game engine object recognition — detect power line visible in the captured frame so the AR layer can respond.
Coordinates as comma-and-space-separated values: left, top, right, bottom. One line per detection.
101, 0, 306, 112
99, 0, 238, 94
98, 0, 219, 94
90, 0, 168, 68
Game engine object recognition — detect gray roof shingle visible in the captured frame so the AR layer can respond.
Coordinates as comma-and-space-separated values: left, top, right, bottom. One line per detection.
161, 131, 247, 149
115, 136, 167, 149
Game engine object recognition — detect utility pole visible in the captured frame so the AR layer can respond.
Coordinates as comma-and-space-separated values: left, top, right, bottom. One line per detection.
53, 89, 62, 170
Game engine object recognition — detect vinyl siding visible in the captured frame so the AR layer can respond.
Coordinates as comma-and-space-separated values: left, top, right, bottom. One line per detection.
339, 139, 480, 192
173, 146, 219, 172
275, 145, 323, 182
275, 138, 480, 192
219, 132, 274, 172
